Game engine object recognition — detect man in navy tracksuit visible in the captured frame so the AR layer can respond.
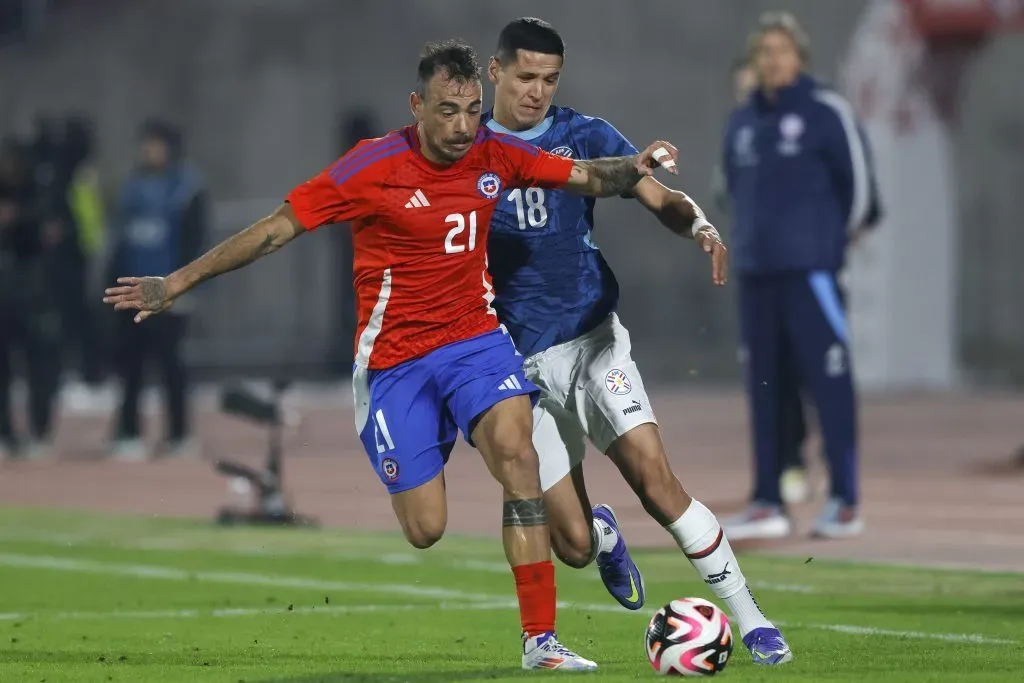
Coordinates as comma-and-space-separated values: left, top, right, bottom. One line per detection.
721, 12, 880, 539
714, 56, 813, 507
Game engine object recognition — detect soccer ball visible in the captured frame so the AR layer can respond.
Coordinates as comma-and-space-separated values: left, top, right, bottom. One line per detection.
645, 597, 733, 676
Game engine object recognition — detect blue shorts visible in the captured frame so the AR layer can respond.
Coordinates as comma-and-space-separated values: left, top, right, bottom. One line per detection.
352, 328, 538, 494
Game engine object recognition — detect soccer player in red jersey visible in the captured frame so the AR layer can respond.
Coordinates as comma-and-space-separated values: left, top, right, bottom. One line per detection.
103, 39, 679, 670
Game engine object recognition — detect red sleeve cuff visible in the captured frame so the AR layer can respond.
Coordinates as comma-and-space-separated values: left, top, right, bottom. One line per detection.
284, 191, 322, 232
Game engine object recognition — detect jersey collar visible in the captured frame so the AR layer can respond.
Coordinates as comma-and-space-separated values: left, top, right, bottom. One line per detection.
484, 109, 554, 141
754, 73, 816, 111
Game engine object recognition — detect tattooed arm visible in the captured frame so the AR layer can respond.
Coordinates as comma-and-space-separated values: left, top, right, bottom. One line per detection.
103, 203, 305, 322
565, 156, 646, 197
563, 139, 680, 198
168, 203, 303, 293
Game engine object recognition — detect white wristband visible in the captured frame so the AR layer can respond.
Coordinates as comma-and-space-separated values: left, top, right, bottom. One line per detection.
689, 200, 716, 239
691, 218, 714, 239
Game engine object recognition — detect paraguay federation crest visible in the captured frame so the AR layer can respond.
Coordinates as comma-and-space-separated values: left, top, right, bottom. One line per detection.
605, 368, 632, 396
477, 172, 502, 199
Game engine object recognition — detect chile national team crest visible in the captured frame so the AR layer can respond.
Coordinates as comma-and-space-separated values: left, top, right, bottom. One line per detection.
477, 172, 502, 199
381, 457, 400, 482
605, 369, 632, 395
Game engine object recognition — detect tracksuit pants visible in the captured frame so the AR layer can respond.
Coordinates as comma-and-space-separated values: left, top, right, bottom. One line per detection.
738, 271, 858, 506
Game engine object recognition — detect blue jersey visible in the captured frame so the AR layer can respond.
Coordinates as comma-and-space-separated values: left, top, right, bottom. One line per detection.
483, 106, 638, 357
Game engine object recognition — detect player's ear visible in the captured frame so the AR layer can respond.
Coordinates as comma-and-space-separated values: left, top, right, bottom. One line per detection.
487, 57, 501, 85
410, 91, 423, 122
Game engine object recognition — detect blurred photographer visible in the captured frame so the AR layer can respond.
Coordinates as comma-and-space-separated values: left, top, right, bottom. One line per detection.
107, 119, 206, 460
0, 137, 62, 459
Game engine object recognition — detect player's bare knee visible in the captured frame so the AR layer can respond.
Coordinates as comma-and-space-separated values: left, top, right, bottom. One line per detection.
396, 502, 447, 549
402, 517, 446, 549
405, 530, 443, 550
551, 523, 594, 568
474, 396, 540, 491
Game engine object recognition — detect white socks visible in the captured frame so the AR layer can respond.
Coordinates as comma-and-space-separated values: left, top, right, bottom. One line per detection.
589, 516, 619, 564
665, 499, 774, 636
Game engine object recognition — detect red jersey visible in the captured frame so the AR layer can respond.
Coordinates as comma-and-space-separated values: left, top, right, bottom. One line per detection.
287, 124, 574, 370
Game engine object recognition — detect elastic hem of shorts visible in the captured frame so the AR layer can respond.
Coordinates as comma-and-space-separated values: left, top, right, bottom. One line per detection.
383, 461, 445, 495
462, 387, 539, 446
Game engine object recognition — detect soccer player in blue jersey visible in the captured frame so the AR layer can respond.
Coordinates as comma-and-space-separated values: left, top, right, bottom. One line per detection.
483, 18, 792, 665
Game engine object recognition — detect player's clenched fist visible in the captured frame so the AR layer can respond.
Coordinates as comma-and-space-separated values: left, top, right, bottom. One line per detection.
635, 141, 679, 176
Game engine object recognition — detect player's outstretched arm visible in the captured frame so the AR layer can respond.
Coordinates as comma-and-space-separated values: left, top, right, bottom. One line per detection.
632, 177, 728, 286
103, 203, 305, 323
564, 140, 679, 197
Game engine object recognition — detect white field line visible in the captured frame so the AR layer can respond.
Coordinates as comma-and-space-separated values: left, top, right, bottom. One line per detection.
0, 602, 520, 622
0, 553, 1015, 646
0, 530, 817, 594
774, 621, 1017, 646
11, 527, 1024, 578
0, 553, 498, 602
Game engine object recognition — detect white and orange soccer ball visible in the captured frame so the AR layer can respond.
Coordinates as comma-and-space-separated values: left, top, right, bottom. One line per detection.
645, 597, 733, 676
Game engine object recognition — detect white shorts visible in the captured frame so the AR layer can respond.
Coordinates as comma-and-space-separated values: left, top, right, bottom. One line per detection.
523, 313, 658, 492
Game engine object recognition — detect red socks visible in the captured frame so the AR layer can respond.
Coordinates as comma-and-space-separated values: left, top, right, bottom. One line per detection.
512, 560, 556, 636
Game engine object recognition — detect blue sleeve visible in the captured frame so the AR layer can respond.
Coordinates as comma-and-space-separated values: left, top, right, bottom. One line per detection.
112, 183, 131, 241
108, 183, 132, 274
857, 124, 884, 229
580, 116, 639, 160
814, 91, 872, 232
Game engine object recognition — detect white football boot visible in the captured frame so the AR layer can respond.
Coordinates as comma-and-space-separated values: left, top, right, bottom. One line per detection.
522, 632, 598, 671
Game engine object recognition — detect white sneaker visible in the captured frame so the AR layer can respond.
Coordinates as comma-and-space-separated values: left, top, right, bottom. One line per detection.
161, 438, 199, 459
811, 498, 863, 538
110, 438, 149, 462
522, 632, 598, 671
780, 467, 810, 504
722, 503, 792, 541
22, 440, 54, 460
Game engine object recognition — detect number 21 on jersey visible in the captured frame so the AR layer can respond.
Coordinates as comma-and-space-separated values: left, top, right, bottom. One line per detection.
445, 211, 477, 254
508, 188, 548, 230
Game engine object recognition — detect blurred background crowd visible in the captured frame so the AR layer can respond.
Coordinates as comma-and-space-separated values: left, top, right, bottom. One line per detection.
1, 0, 1022, 479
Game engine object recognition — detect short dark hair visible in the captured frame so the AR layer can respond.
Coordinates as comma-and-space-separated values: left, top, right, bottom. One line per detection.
495, 17, 565, 64
416, 39, 481, 97
138, 118, 182, 159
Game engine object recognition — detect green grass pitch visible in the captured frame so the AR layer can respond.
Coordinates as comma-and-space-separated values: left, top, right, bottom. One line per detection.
0, 507, 1020, 682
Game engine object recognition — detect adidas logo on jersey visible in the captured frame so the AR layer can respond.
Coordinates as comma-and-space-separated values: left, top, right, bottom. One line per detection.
497, 375, 522, 392
404, 189, 430, 208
